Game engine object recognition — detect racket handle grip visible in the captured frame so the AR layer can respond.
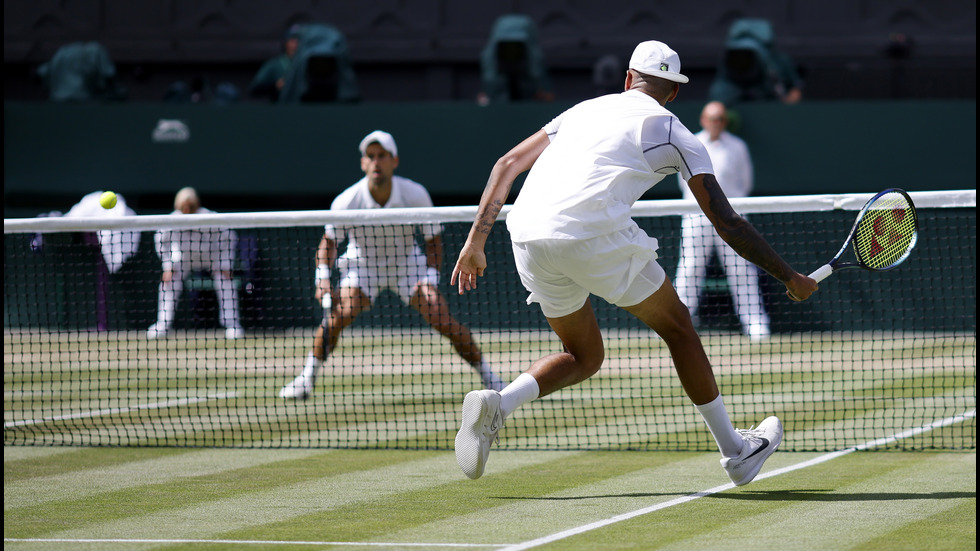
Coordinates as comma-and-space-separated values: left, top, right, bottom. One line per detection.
809, 264, 833, 283
321, 292, 332, 311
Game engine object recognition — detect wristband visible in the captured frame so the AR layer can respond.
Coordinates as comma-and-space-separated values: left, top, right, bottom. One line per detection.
315, 264, 331, 281
425, 266, 440, 286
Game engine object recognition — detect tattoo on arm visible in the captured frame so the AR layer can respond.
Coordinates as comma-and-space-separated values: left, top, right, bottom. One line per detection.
476, 199, 504, 235
705, 186, 796, 283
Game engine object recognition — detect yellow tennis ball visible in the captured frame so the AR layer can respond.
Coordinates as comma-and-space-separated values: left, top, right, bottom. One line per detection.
99, 191, 117, 209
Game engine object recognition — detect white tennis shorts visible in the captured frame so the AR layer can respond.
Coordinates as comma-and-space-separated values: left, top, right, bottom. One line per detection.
336, 249, 435, 304
511, 225, 666, 318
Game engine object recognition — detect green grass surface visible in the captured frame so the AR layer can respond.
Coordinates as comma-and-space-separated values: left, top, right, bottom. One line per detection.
5, 329, 976, 451
4, 446, 975, 550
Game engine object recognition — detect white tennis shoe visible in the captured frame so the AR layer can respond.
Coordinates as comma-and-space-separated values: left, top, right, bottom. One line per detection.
455, 389, 502, 480
721, 416, 783, 486
225, 326, 245, 340
146, 323, 170, 340
279, 374, 314, 400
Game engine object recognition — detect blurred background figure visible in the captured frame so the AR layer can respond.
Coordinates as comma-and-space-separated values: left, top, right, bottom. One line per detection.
674, 101, 771, 341
478, 14, 554, 105
249, 24, 302, 102
148, 187, 244, 340
37, 42, 126, 102
592, 54, 625, 97
277, 23, 360, 103
163, 75, 241, 105
30, 191, 139, 331
708, 18, 803, 105
63, 191, 140, 275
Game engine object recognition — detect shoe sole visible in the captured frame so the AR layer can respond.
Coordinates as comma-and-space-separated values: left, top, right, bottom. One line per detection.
455, 391, 491, 480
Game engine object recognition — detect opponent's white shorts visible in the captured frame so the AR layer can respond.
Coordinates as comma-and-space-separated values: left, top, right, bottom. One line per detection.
336, 250, 436, 304
512, 225, 666, 318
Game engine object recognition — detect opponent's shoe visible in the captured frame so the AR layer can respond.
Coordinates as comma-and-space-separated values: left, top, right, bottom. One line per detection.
278, 375, 314, 400
455, 389, 502, 479
225, 326, 245, 340
721, 416, 783, 486
146, 323, 170, 340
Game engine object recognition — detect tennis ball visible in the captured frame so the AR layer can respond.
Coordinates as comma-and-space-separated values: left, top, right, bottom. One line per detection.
99, 191, 117, 209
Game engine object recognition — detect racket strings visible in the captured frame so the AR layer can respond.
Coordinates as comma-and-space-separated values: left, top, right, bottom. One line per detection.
853, 193, 918, 269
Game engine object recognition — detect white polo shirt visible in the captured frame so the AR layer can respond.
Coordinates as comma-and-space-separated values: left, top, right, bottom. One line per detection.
680, 129, 752, 200
507, 89, 713, 242
325, 175, 441, 267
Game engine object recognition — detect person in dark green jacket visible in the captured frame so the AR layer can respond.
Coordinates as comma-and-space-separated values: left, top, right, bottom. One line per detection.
249, 25, 302, 102
37, 42, 124, 102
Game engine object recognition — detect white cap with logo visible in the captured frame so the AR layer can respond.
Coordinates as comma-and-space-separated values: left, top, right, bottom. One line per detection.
359, 130, 398, 157
628, 40, 689, 83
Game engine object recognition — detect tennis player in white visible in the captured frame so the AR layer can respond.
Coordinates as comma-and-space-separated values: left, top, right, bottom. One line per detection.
280, 130, 504, 399
451, 41, 817, 484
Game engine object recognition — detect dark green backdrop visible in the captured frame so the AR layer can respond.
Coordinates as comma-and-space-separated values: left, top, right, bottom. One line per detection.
4, 100, 975, 216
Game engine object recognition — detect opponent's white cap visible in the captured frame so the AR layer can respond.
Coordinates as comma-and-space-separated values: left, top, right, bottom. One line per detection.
628, 40, 689, 83
359, 130, 398, 157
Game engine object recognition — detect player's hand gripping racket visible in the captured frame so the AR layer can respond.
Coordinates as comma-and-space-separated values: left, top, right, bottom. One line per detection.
809, 188, 918, 283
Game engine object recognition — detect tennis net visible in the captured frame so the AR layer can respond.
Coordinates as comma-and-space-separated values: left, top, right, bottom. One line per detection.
4, 190, 976, 451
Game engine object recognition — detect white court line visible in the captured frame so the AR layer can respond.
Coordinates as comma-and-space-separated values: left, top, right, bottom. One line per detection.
3, 409, 974, 549
0, 538, 499, 548
3, 392, 238, 428
501, 409, 977, 551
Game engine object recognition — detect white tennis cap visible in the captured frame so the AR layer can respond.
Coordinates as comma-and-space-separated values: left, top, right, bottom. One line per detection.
628, 40, 689, 83
359, 130, 398, 157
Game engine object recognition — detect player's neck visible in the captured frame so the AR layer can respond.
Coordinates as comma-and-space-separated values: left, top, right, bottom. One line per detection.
368, 179, 393, 206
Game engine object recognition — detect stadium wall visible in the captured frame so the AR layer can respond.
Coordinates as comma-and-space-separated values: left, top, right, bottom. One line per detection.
3, 100, 976, 217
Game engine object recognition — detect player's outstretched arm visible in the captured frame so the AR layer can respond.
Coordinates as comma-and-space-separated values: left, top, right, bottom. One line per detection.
452, 129, 550, 295
686, 173, 817, 301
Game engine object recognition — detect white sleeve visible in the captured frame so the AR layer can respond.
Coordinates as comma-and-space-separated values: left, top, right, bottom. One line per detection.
542, 109, 567, 140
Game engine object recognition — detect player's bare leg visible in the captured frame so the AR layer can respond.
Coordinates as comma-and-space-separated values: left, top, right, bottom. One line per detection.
622, 278, 718, 405
624, 277, 782, 485
280, 285, 370, 399
531, 301, 605, 396
412, 283, 503, 390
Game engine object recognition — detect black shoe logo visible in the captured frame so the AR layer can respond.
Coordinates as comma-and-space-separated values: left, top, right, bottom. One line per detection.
744, 438, 770, 460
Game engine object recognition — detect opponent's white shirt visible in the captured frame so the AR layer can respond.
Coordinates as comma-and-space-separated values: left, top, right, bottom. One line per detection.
507, 89, 713, 242
325, 175, 440, 266
155, 207, 237, 272
679, 129, 753, 200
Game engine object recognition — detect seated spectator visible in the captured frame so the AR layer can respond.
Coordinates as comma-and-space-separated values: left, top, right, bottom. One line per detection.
277, 23, 359, 103
708, 18, 803, 105
478, 14, 554, 105
148, 187, 244, 340
37, 42, 125, 102
249, 24, 302, 102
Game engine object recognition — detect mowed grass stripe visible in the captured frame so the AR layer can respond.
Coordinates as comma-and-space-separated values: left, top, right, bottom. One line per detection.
15, 450, 580, 543
2, 449, 439, 539
3, 447, 328, 510
375, 452, 722, 546
575, 451, 977, 551
219, 450, 654, 545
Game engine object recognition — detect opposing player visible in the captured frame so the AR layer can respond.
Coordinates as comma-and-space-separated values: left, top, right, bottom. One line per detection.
451, 41, 817, 483
279, 130, 505, 399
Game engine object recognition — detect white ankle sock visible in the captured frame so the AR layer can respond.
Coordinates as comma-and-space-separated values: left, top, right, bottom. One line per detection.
473, 358, 505, 391
695, 394, 743, 458
499, 373, 539, 419
301, 352, 320, 379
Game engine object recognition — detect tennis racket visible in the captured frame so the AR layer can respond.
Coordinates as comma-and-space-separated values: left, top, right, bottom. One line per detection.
809, 188, 918, 283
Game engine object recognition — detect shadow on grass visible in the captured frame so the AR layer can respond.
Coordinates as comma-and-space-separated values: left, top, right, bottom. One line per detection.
492, 490, 976, 501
